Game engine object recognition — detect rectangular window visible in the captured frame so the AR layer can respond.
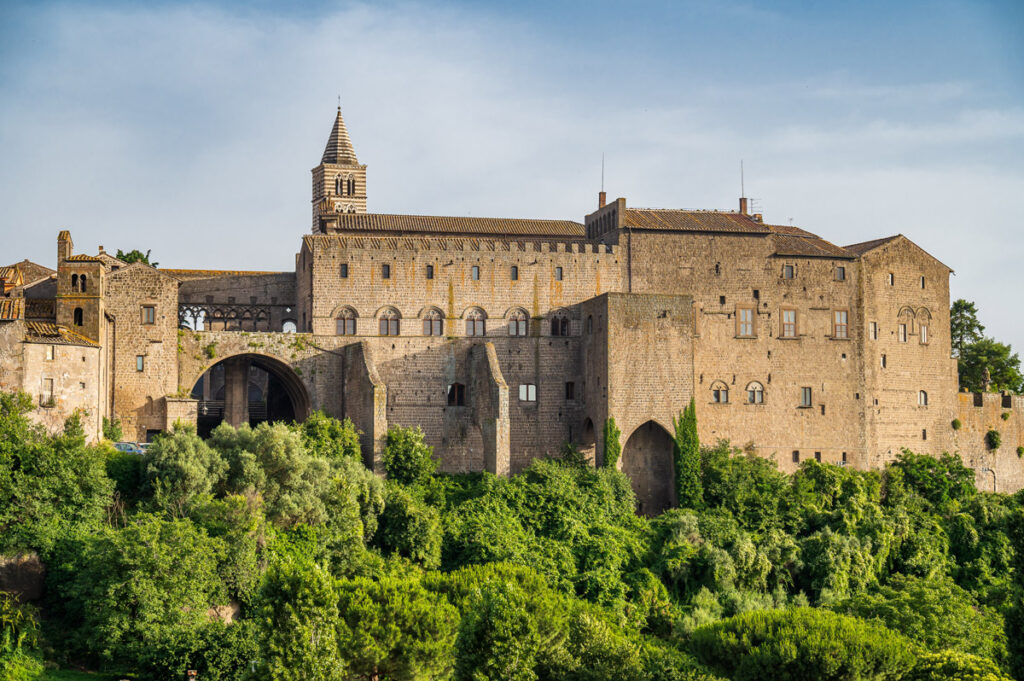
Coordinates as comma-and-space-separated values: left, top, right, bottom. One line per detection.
737, 307, 754, 337
45, 345, 54, 360
555, 266, 563, 281
142, 305, 156, 325
337, 318, 356, 335
565, 382, 575, 400
381, 264, 390, 279
842, 451, 847, 464
898, 323, 907, 342
800, 386, 812, 407
447, 383, 465, 406
471, 265, 480, 280
869, 322, 878, 340
881, 354, 887, 368
782, 309, 797, 338
792, 451, 800, 463
922, 429, 927, 440
340, 263, 349, 278
466, 319, 485, 336
379, 318, 400, 336
920, 276, 925, 289
814, 452, 822, 462
783, 264, 794, 279
833, 310, 848, 339
920, 325, 928, 344
41, 378, 54, 406
835, 266, 846, 281
519, 384, 537, 402
426, 265, 434, 279
136, 355, 145, 372
888, 272, 895, 286
511, 266, 518, 281
423, 319, 443, 336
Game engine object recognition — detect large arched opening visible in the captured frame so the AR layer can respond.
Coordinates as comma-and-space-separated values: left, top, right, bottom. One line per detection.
620, 420, 676, 516
190, 353, 311, 437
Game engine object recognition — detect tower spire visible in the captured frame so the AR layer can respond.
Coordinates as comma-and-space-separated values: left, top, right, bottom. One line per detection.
321, 105, 359, 165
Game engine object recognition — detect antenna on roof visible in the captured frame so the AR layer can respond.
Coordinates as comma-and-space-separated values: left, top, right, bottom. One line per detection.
598, 153, 607, 209
740, 159, 745, 198
738, 160, 749, 215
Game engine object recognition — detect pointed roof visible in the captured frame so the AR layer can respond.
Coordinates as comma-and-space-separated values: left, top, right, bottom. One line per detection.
321, 107, 359, 165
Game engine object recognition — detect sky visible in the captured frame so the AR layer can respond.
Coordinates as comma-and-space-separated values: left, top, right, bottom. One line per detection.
1, 0, 1022, 348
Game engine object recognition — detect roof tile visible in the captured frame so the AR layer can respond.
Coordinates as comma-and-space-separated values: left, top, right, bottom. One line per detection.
622, 209, 771, 234
328, 213, 585, 238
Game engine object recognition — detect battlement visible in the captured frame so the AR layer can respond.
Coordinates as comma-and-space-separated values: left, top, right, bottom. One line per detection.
302, 234, 619, 256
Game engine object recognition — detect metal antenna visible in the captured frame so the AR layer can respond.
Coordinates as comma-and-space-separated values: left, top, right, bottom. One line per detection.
337, 94, 341, 109
740, 159, 745, 197
601, 153, 605, 192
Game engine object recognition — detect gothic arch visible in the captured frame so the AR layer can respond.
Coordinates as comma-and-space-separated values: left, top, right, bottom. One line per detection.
620, 420, 676, 516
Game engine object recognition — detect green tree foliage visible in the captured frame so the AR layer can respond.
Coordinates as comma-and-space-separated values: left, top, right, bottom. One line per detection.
904, 651, 1013, 681
960, 337, 1024, 393
0, 593, 43, 681
673, 398, 702, 509
951, 298, 985, 358
145, 424, 226, 516
832, 575, 1007, 665
602, 417, 621, 469
689, 608, 917, 681
114, 248, 158, 267
374, 483, 442, 568
335, 575, 458, 680
298, 411, 361, 463
382, 425, 437, 485
0, 396, 114, 553
101, 416, 122, 441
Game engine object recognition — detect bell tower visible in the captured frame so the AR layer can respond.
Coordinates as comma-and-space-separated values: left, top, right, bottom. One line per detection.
312, 106, 367, 232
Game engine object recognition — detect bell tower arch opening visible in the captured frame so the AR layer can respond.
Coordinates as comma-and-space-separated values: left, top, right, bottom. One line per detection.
620, 420, 676, 516
190, 353, 311, 437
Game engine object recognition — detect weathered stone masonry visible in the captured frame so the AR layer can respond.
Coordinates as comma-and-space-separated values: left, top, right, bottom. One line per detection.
2, 106, 1021, 508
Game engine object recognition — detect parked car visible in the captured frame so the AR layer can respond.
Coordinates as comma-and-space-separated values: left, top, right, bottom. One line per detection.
114, 442, 144, 455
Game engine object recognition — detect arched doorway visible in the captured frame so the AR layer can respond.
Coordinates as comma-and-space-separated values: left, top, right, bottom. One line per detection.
190, 354, 311, 437
620, 421, 676, 516
580, 418, 596, 465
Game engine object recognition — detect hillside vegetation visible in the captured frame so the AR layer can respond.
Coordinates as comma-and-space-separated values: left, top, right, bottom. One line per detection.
2, 391, 1023, 680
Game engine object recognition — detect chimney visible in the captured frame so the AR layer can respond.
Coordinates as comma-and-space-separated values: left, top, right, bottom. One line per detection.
739, 197, 749, 215
752, 213, 763, 223
598, 191, 607, 209
57, 230, 73, 263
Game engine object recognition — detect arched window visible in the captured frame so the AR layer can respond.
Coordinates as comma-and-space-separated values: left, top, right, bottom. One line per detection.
79, 274, 87, 292
282, 319, 297, 333
70, 274, 78, 290
918, 390, 928, 406
335, 176, 344, 196
336, 307, 357, 335
587, 315, 593, 334
508, 309, 528, 337
746, 382, 764, 404
73, 307, 83, 326
447, 383, 466, 406
711, 381, 729, 404
379, 307, 401, 336
465, 308, 486, 336
347, 177, 355, 195
551, 314, 569, 336
422, 308, 444, 336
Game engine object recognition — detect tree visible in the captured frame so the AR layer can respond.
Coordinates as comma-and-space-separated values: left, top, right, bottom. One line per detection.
602, 418, 621, 469
374, 483, 442, 568
951, 299, 985, 359
335, 575, 458, 681
115, 248, 158, 267
382, 425, 437, 486
145, 424, 226, 516
299, 411, 361, 463
673, 398, 702, 509
958, 337, 1024, 393
904, 651, 1012, 681
454, 582, 546, 681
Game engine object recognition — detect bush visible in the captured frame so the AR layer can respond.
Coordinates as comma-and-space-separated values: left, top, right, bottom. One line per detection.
1002, 412, 1011, 421
145, 423, 226, 516
298, 411, 361, 463
689, 608, 917, 681
0, 593, 43, 681
987, 429, 1002, 450
1017, 446, 1023, 458
952, 418, 962, 430
102, 416, 123, 442
374, 484, 442, 568
382, 425, 437, 486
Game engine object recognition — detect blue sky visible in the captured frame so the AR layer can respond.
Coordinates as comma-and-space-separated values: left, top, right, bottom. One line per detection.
1, 0, 1022, 348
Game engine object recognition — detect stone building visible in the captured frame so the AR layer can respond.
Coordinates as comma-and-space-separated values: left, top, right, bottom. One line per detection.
1, 107, 1021, 510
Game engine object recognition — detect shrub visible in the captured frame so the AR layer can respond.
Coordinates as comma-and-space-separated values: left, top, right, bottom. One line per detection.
603, 417, 622, 469
383, 425, 437, 486
986, 429, 1002, 450
952, 418, 962, 430
374, 484, 442, 568
299, 411, 361, 463
0, 593, 43, 681
102, 416, 123, 441
689, 608, 917, 681
1017, 446, 1023, 458
145, 423, 227, 516
1002, 412, 1011, 421
904, 650, 1012, 681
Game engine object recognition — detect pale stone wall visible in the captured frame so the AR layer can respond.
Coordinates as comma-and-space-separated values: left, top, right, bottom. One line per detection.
954, 392, 1024, 494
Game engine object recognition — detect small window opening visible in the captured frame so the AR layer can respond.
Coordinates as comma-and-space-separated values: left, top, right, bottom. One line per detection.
783, 264, 794, 279
800, 387, 812, 407
888, 272, 894, 286
554, 266, 563, 281
382, 264, 391, 279
836, 266, 846, 281
565, 382, 575, 400
340, 263, 349, 278
519, 384, 537, 402
814, 452, 821, 462
792, 451, 800, 463
471, 266, 480, 280
511, 265, 519, 281
73, 307, 83, 326
136, 355, 145, 372
426, 265, 434, 279
447, 383, 465, 406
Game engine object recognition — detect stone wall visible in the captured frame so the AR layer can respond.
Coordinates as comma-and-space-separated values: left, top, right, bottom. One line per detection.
954, 392, 1024, 494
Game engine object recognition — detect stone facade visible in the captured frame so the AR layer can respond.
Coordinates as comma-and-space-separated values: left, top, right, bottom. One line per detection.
1, 108, 1021, 507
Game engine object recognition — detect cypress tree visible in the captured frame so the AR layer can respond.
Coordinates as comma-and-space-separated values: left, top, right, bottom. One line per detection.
673, 397, 702, 508
602, 417, 621, 469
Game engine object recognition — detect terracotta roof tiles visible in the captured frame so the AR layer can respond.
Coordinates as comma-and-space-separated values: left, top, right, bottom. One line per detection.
328, 213, 585, 238
844, 235, 902, 255
0, 298, 23, 320
622, 208, 771, 234
25, 322, 98, 347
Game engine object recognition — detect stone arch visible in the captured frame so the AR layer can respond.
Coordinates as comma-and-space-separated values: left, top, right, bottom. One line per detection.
331, 304, 359, 319
460, 305, 488, 319
188, 352, 312, 437
620, 420, 676, 516
373, 304, 402, 318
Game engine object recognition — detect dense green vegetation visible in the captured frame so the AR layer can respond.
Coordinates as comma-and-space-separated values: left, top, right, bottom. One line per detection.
2, 388, 1024, 680
952, 298, 1024, 393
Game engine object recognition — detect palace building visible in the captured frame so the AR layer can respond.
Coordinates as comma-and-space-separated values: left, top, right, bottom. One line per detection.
2, 108, 1021, 511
